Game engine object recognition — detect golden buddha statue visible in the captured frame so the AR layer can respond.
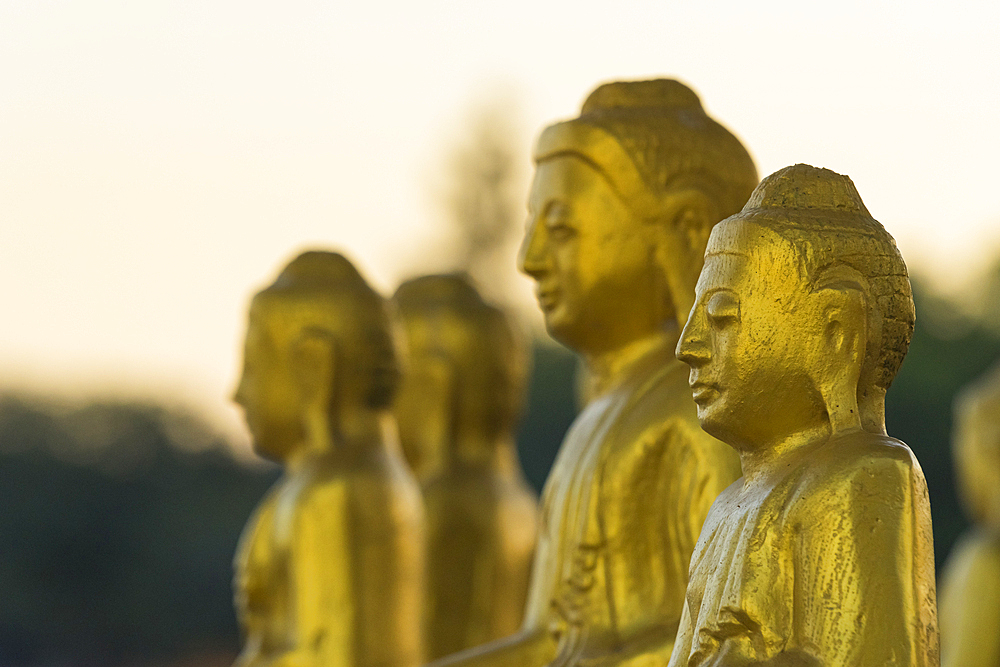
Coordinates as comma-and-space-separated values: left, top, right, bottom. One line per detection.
939, 362, 1000, 667
670, 164, 939, 667
430, 79, 755, 667
393, 274, 538, 660
231, 251, 425, 667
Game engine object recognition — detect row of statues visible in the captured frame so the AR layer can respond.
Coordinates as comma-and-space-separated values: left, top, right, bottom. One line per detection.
228, 77, 995, 667
231, 262, 536, 667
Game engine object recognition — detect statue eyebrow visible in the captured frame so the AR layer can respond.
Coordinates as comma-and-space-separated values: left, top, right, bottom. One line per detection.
699, 287, 739, 303
704, 250, 747, 258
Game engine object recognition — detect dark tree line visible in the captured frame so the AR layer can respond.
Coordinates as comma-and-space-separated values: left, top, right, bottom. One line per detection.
0, 279, 996, 666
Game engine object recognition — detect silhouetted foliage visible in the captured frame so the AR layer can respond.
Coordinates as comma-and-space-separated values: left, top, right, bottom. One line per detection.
516, 344, 578, 492
0, 398, 278, 666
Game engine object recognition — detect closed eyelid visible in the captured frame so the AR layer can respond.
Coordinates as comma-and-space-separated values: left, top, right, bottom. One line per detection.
705, 290, 740, 318
543, 201, 571, 221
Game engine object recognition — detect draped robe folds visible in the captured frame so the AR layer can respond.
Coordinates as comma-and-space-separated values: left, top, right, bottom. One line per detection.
233, 450, 424, 667
523, 338, 742, 667
668, 434, 939, 667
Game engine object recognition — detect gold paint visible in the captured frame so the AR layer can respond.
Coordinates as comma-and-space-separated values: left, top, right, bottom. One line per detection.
671, 164, 938, 666
392, 274, 538, 659
232, 251, 424, 667
429, 79, 754, 667
939, 363, 1000, 667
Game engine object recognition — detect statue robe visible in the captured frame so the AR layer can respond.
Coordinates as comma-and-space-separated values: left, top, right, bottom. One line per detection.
522, 337, 741, 667
938, 529, 1000, 667
422, 452, 539, 660
233, 447, 425, 667
668, 434, 938, 667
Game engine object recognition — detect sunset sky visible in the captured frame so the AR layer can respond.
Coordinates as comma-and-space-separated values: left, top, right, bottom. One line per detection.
2, 0, 998, 448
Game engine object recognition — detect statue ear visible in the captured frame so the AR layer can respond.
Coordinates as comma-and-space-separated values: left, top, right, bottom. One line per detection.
813, 265, 868, 432
421, 352, 457, 465
290, 328, 338, 413
653, 189, 714, 326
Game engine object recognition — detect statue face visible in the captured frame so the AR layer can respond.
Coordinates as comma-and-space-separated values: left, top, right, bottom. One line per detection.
394, 317, 453, 479
521, 155, 661, 354
677, 220, 827, 450
233, 313, 303, 462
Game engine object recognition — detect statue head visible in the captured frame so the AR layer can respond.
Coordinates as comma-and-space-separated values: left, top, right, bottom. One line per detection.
520, 79, 758, 354
677, 164, 914, 453
392, 274, 527, 478
233, 251, 400, 463
953, 363, 1000, 530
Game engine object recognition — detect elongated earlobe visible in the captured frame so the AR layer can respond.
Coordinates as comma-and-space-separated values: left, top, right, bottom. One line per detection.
815, 287, 867, 433
656, 192, 714, 325
291, 329, 338, 448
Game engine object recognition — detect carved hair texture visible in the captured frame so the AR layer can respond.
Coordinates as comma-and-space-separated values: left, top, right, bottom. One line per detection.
537, 78, 758, 224
732, 164, 915, 391
253, 250, 400, 409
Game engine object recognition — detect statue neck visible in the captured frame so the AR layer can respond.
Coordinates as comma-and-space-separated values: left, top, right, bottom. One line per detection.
448, 429, 518, 473
860, 386, 887, 434
737, 421, 867, 487
582, 323, 680, 401
293, 402, 391, 470
736, 423, 828, 486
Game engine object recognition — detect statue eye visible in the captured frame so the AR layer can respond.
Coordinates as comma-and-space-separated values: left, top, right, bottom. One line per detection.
706, 291, 740, 327
545, 204, 576, 241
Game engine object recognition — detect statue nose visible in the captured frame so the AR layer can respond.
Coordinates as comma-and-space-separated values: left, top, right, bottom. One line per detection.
518, 225, 548, 278
676, 316, 710, 367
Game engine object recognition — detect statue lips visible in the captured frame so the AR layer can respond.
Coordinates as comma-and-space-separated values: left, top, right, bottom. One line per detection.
689, 381, 720, 406
535, 287, 560, 312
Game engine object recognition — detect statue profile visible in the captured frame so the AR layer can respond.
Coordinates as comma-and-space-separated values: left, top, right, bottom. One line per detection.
231, 251, 424, 667
393, 274, 538, 660
670, 164, 938, 666
431, 78, 755, 667
939, 362, 1000, 667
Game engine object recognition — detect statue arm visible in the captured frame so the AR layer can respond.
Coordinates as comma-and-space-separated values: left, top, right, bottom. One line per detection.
233, 494, 279, 667
787, 452, 938, 667
603, 420, 737, 667
350, 478, 425, 667
284, 483, 353, 667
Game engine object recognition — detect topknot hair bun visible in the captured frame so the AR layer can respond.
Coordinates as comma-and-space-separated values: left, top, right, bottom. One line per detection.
271, 250, 369, 292
581, 79, 704, 114
394, 273, 484, 312
746, 164, 871, 216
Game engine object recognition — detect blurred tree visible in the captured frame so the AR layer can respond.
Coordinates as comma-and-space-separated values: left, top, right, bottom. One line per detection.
419, 93, 530, 309
974, 253, 1000, 334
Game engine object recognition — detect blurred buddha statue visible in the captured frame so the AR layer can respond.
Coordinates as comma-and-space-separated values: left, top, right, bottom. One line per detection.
231, 251, 424, 667
430, 78, 755, 667
393, 274, 538, 660
939, 362, 1000, 667
670, 164, 939, 667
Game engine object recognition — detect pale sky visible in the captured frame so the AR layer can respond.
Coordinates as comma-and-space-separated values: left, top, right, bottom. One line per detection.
1, 0, 998, 449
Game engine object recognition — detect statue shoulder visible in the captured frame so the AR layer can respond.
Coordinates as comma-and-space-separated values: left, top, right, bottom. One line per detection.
785, 433, 928, 520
